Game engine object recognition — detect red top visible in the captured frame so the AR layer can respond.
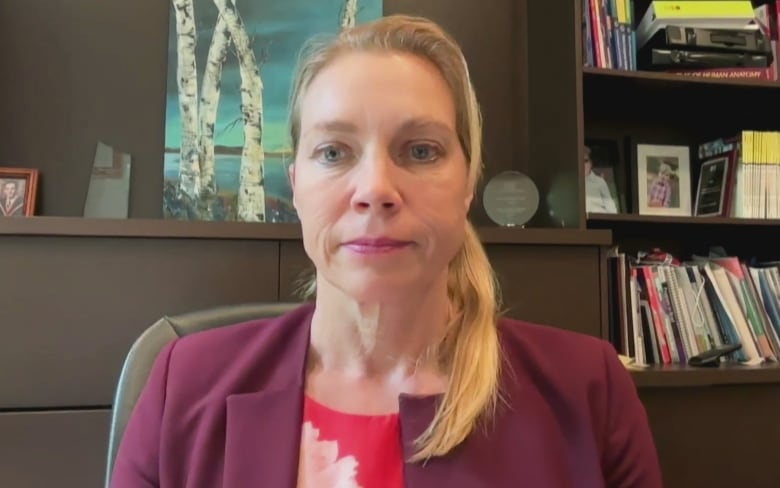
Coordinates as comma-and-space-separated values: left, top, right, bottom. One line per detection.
297, 394, 404, 488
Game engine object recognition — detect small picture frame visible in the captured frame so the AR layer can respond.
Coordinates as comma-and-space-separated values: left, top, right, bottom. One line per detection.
584, 138, 626, 214
0, 167, 39, 217
694, 154, 731, 217
636, 144, 692, 216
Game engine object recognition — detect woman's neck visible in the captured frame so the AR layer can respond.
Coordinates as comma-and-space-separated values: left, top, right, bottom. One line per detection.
308, 274, 450, 380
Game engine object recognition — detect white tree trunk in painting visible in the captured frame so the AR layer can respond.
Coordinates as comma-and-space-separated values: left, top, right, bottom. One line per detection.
213, 0, 266, 222
172, 0, 201, 202
341, 0, 358, 29
199, 13, 231, 199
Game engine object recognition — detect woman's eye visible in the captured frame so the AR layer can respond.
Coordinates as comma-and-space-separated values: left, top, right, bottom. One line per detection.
316, 144, 347, 164
408, 143, 440, 162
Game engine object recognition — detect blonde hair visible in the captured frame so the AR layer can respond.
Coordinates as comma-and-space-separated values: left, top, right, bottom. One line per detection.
288, 14, 503, 462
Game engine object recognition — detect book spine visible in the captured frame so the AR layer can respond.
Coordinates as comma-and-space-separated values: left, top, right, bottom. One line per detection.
591, 0, 605, 67
666, 67, 774, 80
604, 0, 612, 68
642, 266, 673, 363
583, 0, 594, 66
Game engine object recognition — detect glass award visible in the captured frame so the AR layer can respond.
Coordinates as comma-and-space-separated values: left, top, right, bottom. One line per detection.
482, 171, 539, 227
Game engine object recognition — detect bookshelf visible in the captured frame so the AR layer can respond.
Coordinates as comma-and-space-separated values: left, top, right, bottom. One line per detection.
588, 212, 780, 226
583, 65, 780, 88
581, 0, 780, 486
583, 1, 780, 363
631, 361, 780, 387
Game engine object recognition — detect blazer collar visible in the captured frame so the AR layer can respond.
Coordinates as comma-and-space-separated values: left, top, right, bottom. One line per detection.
221, 303, 502, 487
223, 390, 480, 488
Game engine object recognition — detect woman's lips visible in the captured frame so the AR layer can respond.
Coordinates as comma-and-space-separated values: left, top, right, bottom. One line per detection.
342, 237, 412, 254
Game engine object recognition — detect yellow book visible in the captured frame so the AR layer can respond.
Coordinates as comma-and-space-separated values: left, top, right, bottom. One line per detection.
616, 0, 627, 24
653, 1, 756, 18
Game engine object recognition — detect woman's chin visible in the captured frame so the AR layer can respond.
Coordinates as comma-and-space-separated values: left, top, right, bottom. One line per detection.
331, 272, 420, 304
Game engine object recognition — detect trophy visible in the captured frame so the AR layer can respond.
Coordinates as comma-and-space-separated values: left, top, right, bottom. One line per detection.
482, 170, 540, 227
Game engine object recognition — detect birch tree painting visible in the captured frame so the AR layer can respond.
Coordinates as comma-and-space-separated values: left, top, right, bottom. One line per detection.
171, 0, 201, 210
164, 0, 383, 222
341, 0, 358, 29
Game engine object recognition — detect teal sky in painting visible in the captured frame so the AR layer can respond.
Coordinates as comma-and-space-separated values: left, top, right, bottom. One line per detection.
165, 0, 383, 153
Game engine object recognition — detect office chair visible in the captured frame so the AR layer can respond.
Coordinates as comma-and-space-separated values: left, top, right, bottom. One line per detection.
104, 302, 302, 487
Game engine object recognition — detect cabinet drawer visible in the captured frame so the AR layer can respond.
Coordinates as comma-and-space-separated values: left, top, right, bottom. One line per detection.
0, 236, 280, 408
0, 409, 110, 488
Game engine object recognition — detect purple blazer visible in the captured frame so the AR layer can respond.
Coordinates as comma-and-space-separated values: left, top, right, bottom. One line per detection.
111, 303, 663, 487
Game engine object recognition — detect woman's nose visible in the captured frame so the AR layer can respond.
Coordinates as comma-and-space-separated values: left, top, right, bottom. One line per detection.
350, 155, 402, 213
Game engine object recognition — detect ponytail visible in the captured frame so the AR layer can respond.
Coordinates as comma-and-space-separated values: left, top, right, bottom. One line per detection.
409, 220, 502, 462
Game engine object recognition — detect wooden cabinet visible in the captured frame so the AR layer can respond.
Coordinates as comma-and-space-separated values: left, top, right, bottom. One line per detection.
0, 410, 110, 488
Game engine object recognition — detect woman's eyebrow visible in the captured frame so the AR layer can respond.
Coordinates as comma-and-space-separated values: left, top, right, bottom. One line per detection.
302, 117, 455, 139
305, 119, 360, 136
398, 117, 454, 134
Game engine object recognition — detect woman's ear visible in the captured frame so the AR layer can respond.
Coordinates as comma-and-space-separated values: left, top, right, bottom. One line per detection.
288, 163, 297, 208
464, 188, 474, 211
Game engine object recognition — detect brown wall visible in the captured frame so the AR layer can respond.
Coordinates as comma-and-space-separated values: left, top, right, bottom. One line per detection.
0, 0, 583, 228
0, 0, 528, 225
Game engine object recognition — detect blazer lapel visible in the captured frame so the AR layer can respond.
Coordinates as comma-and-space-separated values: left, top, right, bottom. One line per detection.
221, 305, 314, 488
402, 394, 522, 488
399, 394, 495, 488
399, 386, 579, 488
223, 385, 304, 487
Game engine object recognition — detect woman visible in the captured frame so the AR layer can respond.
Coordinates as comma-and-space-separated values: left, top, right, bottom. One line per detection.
111, 14, 663, 488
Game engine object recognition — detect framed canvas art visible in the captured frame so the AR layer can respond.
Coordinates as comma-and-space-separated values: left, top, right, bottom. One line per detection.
163, 0, 383, 222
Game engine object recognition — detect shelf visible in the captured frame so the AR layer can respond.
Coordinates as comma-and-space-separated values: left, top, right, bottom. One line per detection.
476, 227, 611, 246
583, 66, 780, 90
587, 213, 780, 227
631, 362, 780, 388
0, 216, 304, 240
582, 66, 780, 132
0, 216, 612, 246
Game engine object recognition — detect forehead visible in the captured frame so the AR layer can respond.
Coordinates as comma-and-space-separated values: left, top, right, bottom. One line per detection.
299, 50, 457, 130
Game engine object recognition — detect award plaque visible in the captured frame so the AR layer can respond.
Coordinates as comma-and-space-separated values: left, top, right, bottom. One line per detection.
482, 171, 540, 227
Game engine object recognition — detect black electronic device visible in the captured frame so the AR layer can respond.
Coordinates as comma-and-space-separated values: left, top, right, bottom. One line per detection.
645, 25, 771, 54
639, 48, 771, 69
688, 343, 743, 367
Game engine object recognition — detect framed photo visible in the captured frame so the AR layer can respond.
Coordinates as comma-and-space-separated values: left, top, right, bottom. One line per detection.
694, 154, 731, 217
0, 167, 39, 217
635, 144, 692, 216
584, 138, 627, 214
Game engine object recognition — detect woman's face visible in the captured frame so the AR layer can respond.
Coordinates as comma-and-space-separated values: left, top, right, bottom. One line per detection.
289, 51, 473, 302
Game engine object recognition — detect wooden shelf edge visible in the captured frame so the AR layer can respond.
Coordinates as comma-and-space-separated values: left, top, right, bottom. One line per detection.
0, 216, 303, 240
477, 227, 612, 246
0, 216, 613, 245
630, 363, 780, 388
587, 213, 780, 227
582, 66, 780, 89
